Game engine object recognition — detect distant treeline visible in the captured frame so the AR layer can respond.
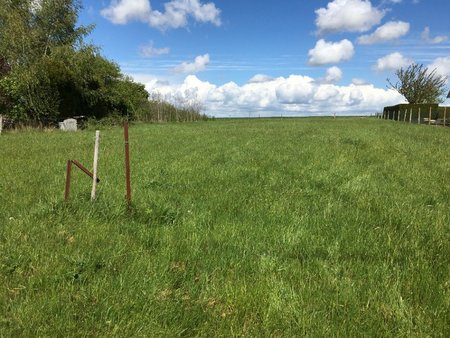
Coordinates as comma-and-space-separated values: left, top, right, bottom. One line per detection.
138, 99, 209, 123
0, 0, 208, 129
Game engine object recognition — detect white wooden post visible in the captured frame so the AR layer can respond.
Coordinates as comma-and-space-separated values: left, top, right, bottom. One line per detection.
418, 108, 421, 124
409, 108, 412, 123
0, 115, 3, 134
91, 130, 100, 201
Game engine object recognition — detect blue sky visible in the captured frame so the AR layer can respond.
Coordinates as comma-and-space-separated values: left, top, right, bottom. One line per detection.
78, 0, 450, 117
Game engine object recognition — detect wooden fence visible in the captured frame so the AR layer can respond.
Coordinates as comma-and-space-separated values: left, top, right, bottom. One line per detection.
379, 105, 448, 126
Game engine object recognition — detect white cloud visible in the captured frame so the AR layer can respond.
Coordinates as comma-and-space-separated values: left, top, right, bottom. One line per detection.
101, 0, 151, 24
358, 21, 410, 44
308, 39, 354, 65
248, 74, 273, 83
140, 74, 404, 117
324, 66, 343, 83
173, 54, 210, 74
101, 0, 221, 30
428, 56, 450, 78
315, 0, 385, 34
139, 41, 170, 57
314, 84, 340, 101
352, 78, 368, 85
421, 27, 448, 44
373, 52, 413, 71
275, 75, 315, 104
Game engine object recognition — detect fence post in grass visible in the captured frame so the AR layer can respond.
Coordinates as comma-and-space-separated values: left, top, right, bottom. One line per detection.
0, 114, 2, 134
64, 160, 73, 201
409, 108, 412, 123
91, 130, 100, 201
124, 121, 132, 208
429, 107, 432, 125
418, 108, 421, 124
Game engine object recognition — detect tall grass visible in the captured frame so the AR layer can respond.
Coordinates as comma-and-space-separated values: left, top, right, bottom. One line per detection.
0, 118, 449, 336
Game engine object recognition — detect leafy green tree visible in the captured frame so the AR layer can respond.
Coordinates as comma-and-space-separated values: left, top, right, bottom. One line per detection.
0, 0, 89, 122
387, 63, 448, 104
0, 0, 148, 125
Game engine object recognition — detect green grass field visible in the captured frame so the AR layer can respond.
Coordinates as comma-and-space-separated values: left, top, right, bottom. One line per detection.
1, 118, 449, 336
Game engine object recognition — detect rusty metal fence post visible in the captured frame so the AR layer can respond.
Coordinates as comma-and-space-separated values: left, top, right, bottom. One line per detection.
64, 160, 73, 201
124, 121, 132, 208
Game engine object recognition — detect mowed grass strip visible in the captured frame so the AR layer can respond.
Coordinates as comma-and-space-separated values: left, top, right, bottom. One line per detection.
0, 118, 449, 336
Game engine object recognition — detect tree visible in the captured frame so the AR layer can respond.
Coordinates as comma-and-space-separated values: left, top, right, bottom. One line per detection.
0, 0, 148, 125
387, 63, 448, 104
0, 0, 91, 122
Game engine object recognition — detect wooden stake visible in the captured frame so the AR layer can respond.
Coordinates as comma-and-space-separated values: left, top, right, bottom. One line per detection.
64, 160, 72, 201
91, 130, 100, 201
429, 107, 432, 125
418, 108, 421, 124
409, 108, 412, 123
124, 121, 132, 208
0, 115, 3, 134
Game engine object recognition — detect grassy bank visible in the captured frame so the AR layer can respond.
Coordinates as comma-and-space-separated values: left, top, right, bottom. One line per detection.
1, 118, 449, 336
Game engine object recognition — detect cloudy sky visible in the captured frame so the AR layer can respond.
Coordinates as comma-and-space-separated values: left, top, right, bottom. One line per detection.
78, 0, 450, 117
